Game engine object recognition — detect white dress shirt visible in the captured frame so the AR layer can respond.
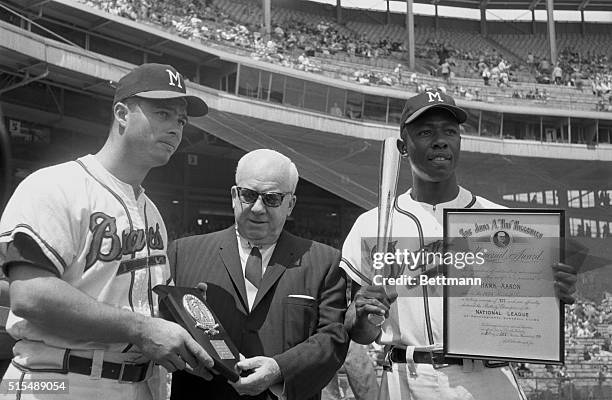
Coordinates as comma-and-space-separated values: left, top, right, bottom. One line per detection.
236, 232, 277, 311
235, 232, 285, 399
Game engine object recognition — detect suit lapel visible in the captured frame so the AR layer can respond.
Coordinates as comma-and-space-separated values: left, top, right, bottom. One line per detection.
252, 231, 292, 311
218, 227, 249, 313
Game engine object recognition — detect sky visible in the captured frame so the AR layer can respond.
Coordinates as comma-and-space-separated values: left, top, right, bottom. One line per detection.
310, 0, 612, 22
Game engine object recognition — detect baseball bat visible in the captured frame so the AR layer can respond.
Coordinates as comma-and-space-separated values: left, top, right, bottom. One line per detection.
368, 137, 401, 326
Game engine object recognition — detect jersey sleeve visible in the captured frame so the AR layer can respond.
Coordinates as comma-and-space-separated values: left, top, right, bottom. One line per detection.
1, 237, 59, 278
340, 211, 377, 287
0, 166, 81, 277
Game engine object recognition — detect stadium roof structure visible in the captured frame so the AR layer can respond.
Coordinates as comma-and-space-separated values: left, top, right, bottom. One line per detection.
390, 0, 612, 12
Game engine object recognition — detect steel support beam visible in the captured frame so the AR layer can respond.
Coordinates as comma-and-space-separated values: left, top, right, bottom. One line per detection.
480, 2, 488, 37
263, 0, 271, 40
528, 0, 541, 10
0, 70, 49, 95
89, 20, 113, 32
24, 0, 51, 11
0, 68, 110, 101
406, 0, 415, 70
546, 0, 557, 65
578, 0, 591, 11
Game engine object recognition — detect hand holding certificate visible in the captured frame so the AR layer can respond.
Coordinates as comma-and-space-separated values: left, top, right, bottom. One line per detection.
443, 209, 565, 364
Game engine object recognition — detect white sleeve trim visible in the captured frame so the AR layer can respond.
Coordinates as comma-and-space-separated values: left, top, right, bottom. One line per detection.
340, 257, 371, 287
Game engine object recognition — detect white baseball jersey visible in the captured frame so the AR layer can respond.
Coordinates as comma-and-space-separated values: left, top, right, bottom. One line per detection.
0, 154, 171, 368
341, 186, 524, 400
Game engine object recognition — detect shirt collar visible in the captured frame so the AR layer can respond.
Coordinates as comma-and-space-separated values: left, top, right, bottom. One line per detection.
403, 186, 472, 209
84, 154, 146, 198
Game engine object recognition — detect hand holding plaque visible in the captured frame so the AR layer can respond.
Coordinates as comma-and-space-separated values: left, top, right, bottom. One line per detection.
153, 285, 240, 382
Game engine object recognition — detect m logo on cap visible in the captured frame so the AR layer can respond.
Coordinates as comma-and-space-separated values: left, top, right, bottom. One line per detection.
426, 91, 443, 103
166, 69, 183, 89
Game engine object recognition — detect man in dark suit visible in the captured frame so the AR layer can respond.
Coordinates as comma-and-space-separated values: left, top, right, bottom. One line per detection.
168, 149, 349, 400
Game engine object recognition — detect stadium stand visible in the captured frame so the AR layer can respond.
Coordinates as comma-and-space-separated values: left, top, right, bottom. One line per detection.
75, 0, 612, 114
518, 296, 612, 399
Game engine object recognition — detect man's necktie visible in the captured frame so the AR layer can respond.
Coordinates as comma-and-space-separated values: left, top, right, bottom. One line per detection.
245, 246, 262, 288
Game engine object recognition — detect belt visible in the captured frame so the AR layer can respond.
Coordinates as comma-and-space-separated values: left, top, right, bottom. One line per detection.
389, 348, 508, 368
389, 348, 463, 366
67, 355, 150, 382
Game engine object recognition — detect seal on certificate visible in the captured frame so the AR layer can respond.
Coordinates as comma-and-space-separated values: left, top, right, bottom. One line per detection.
492, 230, 512, 248
182, 294, 220, 336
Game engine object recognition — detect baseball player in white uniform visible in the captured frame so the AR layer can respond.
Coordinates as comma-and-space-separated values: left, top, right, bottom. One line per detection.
0, 63, 215, 399
341, 91, 578, 400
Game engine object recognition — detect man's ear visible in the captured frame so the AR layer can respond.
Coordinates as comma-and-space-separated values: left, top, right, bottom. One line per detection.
230, 186, 237, 210
397, 138, 408, 157
287, 195, 297, 216
113, 102, 129, 129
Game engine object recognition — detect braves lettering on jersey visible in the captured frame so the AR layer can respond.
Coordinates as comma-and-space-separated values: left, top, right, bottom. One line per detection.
341, 187, 525, 400
0, 154, 171, 368
85, 211, 164, 271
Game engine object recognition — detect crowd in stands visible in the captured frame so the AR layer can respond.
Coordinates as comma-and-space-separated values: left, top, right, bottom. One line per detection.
526, 46, 612, 110
527, 363, 612, 400
513, 296, 612, 400
78, 0, 612, 113
460, 50, 515, 87
531, 47, 612, 90
596, 191, 612, 209
576, 224, 611, 239
512, 88, 550, 101
565, 297, 612, 341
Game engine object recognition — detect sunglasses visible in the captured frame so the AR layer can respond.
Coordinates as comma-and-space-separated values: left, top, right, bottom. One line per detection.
235, 187, 292, 208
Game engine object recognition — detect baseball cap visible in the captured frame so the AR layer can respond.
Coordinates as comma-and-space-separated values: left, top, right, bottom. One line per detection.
113, 63, 208, 117
399, 90, 467, 128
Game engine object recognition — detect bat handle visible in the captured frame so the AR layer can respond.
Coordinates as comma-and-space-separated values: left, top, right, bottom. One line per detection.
367, 313, 385, 327
366, 284, 397, 326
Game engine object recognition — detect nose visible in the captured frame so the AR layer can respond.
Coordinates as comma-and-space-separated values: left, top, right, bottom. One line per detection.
431, 131, 449, 149
170, 117, 184, 139
250, 195, 266, 214
173, 117, 185, 132
169, 127, 182, 137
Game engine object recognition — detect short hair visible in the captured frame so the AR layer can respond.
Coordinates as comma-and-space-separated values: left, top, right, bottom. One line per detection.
287, 162, 299, 192
235, 149, 299, 193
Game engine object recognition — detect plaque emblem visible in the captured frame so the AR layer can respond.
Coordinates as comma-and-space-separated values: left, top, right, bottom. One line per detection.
154, 285, 241, 382
182, 294, 219, 336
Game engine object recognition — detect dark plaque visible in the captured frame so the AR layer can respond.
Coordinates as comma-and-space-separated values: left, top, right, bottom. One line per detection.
153, 285, 240, 382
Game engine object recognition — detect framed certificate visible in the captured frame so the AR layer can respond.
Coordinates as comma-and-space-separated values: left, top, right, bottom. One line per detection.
442, 209, 565, 364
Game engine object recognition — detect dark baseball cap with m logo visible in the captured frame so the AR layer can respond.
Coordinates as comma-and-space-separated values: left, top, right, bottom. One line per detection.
400, 90, 467, 128
113, 63, 208, 117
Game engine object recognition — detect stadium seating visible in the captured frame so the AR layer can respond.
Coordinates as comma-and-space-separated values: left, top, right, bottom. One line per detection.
76, 0, 612, 114
492, 33, 612, 63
